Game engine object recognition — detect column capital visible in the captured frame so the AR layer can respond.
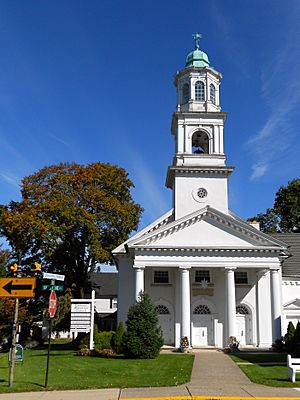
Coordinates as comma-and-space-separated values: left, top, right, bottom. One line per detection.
224, 266, 236, 272
269, 267, 280, 272
257, 269, 268, 278
133, 265, 145, 270
179, 266, 191, 271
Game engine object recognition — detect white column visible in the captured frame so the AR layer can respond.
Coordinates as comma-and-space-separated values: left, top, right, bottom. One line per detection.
270, 268, 282, 341
225, 267, 236, 340
256, 270, 272, 347
135, 267, 145, 301
180, 267, 191, 344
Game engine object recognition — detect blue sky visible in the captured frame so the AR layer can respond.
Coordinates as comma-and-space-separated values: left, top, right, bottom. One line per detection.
1, 0, 300, 239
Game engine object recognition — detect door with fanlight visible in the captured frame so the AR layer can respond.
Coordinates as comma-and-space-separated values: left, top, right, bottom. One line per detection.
192, 305, 213, 346
155, 304, 174, 345
236, 305, 252, 345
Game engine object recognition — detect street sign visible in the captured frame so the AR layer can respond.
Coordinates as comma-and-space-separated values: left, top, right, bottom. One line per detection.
15, 344, 23, 362
70, 302, 91, 333
0, 278, 36, 298
42, 284, 64, 292
43, 272, 65, 281
9, 344, 24, 363
49, 290, 57, 318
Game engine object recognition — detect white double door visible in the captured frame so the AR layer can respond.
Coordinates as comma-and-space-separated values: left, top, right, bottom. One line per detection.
158, 314, 174, 345
236, 314, 252, 345
192, 315, 213, 346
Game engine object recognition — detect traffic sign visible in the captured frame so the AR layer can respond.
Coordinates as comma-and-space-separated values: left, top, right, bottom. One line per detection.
0, 278, 36, 298
49, 290, 57, 318
43, 272, 65, 281
42, 284, 64, 292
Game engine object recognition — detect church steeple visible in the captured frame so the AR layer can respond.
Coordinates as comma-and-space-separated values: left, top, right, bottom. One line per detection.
166, 35, 234, 220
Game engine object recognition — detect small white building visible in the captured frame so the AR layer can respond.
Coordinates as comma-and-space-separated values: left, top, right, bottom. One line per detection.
113, 38, 298, 348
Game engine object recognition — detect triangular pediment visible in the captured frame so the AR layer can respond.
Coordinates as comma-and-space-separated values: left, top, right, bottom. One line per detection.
283, 299, 300, 310
112, 208, 174, 254
128, 206, 287, 250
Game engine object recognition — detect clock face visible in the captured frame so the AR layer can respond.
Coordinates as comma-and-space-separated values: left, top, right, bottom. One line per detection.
192, 187, 208, 203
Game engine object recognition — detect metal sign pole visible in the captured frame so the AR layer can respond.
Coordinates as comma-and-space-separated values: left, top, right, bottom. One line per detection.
44, 316, 52, 388
8, 297, 19, 387
45, 280, 56, 388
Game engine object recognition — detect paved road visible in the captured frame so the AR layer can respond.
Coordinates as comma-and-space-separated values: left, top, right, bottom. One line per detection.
1, 350, 300, 399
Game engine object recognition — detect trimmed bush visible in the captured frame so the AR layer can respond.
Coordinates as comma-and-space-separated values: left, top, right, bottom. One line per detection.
79, 326, 114, 351
123, 292, 163, 359
111, 322, 125, 354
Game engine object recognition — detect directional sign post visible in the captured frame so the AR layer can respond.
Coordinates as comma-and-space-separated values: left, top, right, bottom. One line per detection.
0, 278, 36, 298
42, 284, 64, 292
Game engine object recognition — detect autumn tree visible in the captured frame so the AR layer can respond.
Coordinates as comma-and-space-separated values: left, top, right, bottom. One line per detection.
249, 178, 300, 233
0, 245, 10, 277
0, 162, 142, 297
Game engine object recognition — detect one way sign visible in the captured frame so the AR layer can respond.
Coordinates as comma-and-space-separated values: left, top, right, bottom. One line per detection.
0, 278, 36, 298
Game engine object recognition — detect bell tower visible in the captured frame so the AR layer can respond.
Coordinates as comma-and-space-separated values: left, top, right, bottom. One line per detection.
166, 34, 234, 220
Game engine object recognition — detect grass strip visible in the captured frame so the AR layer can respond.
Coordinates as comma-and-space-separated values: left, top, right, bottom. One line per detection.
0, 349, 194, 393
229, 352, 300, 387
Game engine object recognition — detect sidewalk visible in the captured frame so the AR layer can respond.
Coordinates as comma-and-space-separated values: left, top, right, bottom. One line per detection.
0, 350, 300, 399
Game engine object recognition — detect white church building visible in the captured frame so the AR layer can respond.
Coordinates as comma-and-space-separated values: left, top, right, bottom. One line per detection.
113, 37, 300, 349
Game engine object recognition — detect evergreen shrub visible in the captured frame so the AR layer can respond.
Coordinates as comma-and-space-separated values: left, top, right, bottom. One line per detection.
123, 292, 163, 359
111, 322, 125, 354
285, 321, 296, 353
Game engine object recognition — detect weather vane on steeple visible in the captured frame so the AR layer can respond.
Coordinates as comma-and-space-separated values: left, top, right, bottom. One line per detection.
192, 33, 202, 50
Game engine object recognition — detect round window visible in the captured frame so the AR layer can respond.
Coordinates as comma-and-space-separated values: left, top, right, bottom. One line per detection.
197, 188, 207, 199
192, 187, 208, 203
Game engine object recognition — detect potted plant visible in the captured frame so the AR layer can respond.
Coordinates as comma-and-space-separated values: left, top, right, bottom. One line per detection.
228, 336, 239, 352
180, 336, 189, 352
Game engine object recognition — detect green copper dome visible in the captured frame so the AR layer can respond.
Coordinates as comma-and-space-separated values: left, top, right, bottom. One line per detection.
185, 49, 210, 68
185, 33, 210, 68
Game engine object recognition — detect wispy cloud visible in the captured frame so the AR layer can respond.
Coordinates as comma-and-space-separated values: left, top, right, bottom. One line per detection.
209, 1, 250, 79
0, 172, 20, 188
123, 146, 169, 222
48, 133, 70, 147
246, 23, 300, 180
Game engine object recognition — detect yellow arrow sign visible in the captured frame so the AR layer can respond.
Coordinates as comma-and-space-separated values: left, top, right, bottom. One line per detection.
0, 278, 36, 298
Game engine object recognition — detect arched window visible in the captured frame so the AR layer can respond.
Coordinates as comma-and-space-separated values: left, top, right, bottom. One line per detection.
210, 84, 216, 104
193, 305, 211, 314
195, 81, 205, 101
192, 131, 209, 154
182, 83, 189, 104
236, 305, 249, 315
155, 305, 170, 315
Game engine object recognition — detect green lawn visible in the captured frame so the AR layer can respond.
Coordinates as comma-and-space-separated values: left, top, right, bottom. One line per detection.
230, 352, 300, 387
0, 348, 194, 393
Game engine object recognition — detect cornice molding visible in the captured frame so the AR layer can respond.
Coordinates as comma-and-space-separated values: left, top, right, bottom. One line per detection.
133, 246, 283, 254
166, 166, 234, 188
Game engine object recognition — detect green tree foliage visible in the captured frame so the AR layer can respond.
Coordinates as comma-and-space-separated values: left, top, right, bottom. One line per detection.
293, 321, 300, 356
52, 288, 73, 334
123, 292, 163, 359
274, 179, 300, 232
285, 321, 296, 353
249, 178, 300, 233
248, 208, 279, 233
0, 162, 142, 297
111, 322, 125, 354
